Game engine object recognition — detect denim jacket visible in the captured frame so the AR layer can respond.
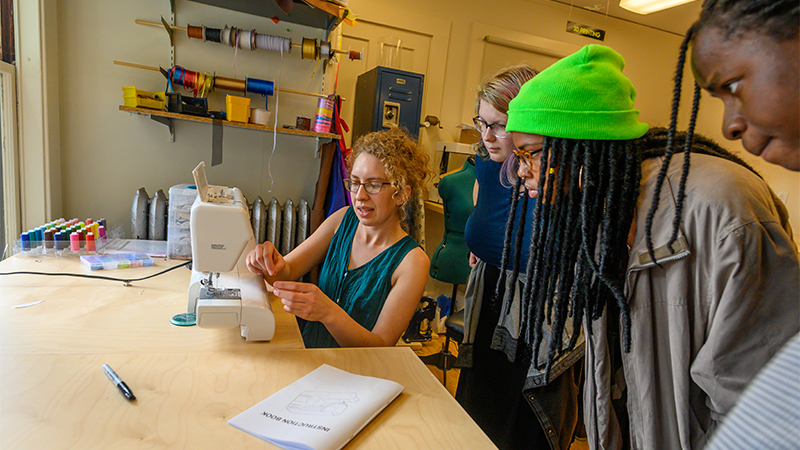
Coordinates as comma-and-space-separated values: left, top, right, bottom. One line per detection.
460, 260, 585, 449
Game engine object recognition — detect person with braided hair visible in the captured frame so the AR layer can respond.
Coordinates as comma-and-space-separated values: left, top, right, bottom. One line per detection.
456, 64, 584, 450
672, 1, 800, 448
687, 0, 799, 171
505, 44, 799, 449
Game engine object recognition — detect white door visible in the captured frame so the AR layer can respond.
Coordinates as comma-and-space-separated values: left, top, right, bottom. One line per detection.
333, 14, 450, 154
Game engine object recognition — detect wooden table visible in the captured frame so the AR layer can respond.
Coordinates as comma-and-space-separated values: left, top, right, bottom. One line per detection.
0, 255, 496, 449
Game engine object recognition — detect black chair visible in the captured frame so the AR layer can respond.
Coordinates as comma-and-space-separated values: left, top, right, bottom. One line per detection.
420, 308, 464, 385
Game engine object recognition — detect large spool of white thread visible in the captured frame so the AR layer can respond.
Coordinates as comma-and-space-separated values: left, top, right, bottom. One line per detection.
249, 108, 272, 126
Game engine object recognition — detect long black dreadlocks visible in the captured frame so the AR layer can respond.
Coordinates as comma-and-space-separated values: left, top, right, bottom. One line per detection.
495, 127, 757, 376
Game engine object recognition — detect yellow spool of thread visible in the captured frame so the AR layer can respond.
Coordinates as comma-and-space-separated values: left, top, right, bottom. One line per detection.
301, 37, 317, 60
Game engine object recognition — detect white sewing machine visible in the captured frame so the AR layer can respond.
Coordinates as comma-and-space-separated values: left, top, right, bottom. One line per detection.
186, 161, 275, 341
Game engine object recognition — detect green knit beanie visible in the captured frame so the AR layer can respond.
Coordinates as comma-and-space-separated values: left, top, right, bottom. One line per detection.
506, 45, 648, 140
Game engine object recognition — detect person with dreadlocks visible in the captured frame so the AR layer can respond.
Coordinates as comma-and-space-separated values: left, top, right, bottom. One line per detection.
505, 44, 799, 449
687, 0, 799, 171
456, 64, 584, 450
671, 1, 800, 448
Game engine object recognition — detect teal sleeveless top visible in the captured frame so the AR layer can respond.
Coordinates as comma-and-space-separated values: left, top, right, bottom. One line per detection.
303, 207, 420, 348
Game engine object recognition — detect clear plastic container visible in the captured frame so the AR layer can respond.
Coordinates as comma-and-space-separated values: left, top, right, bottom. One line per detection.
167, 183, 197, 259
80, 253, 154, 271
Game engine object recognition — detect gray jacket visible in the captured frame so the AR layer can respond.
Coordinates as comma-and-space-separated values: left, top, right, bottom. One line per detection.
585, 154, 800, 450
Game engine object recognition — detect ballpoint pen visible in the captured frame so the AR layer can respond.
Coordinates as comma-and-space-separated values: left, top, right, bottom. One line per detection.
102, 364, 136, 401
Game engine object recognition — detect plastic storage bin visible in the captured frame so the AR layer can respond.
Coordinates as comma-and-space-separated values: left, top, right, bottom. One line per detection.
122, 87, 166, 110
167, 183, 197, 259
226, 95, 251, 123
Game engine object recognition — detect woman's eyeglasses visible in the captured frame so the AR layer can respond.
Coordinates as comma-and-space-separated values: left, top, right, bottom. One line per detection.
513, 148, 544, 167
343, 179, 393, 194
473, 116, 509, 139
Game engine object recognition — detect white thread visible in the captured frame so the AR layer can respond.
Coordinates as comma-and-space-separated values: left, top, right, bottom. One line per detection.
264, 48, 282, 194
221, 25, 230, 46
239, 30, 253, 50
254, 34, 291, 53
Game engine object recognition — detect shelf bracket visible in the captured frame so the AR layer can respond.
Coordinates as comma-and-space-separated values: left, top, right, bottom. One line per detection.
150, 115, 175, 142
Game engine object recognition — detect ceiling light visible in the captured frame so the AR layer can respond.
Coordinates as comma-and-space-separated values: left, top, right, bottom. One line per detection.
619, 0, 697, 14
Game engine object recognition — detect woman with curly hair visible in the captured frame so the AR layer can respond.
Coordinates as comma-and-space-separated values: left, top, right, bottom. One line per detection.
246, 127, 431, 348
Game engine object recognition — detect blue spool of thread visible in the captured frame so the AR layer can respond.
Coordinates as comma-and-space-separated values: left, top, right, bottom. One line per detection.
20, 231, 31, 251
245, 78, 274, 97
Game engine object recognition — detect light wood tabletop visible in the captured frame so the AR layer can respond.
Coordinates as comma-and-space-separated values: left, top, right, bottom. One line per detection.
0, 255, 496, 449
0, 255, 304, 355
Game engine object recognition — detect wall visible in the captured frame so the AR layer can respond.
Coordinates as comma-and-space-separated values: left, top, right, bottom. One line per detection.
55, 0, 333, 234
28, 0, 799, 242
347, 0, 799, 241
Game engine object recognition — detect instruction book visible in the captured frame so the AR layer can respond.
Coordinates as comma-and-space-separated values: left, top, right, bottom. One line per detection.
228, 364, 404, 450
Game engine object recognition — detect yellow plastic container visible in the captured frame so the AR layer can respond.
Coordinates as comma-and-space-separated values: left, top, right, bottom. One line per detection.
122, 87, 166, 110
226, 95, 251, 123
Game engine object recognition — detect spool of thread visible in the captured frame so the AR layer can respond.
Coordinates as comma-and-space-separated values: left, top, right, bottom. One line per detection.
319, 41, 331, 60
221, 25, 231, 46
44, 229, 54, 249
215, 76, 246, 93
229, 27, 240, 47
238, 29, 255, 50
86, 232, 96, 252
249, 108, 271, 126
187, 24, 204, 40
54, 231, 66, 250
20, 232, 30, 251
254, 34, 291, 53
296, 116, 312, 131
245, 78, 274, 97
313, 97, 334, 133
98, 225, 107, 243
205, 27, 222, 43
301, 37, 317, 60
70, 232, 80, 252
349, 50, 362, 60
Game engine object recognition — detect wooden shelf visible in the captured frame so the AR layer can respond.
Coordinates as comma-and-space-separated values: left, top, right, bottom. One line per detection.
120, 105, 341, 140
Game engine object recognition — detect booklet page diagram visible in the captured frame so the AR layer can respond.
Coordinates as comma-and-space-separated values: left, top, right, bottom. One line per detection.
228, 364, 404, 450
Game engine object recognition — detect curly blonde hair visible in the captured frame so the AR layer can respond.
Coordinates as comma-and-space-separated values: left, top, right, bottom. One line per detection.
347, 127, 431, 228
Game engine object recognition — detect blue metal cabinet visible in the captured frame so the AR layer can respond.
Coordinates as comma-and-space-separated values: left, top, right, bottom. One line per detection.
353, 66, 425, 141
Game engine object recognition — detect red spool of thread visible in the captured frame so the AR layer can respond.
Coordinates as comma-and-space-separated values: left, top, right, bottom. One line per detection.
86, 232, 96, 252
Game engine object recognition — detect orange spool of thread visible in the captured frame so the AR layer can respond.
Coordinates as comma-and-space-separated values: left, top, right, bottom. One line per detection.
187, 24, 204, 40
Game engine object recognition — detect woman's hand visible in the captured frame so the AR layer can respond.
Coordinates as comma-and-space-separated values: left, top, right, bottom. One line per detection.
469, 252, 479, 267
246, 241, 286, 277
272, 281, 339, 323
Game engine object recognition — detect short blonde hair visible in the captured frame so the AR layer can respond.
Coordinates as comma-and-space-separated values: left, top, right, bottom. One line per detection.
348, 127, 431, 228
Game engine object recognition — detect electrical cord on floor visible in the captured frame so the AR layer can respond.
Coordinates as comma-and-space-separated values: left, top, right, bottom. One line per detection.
0, 260, 192, 286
